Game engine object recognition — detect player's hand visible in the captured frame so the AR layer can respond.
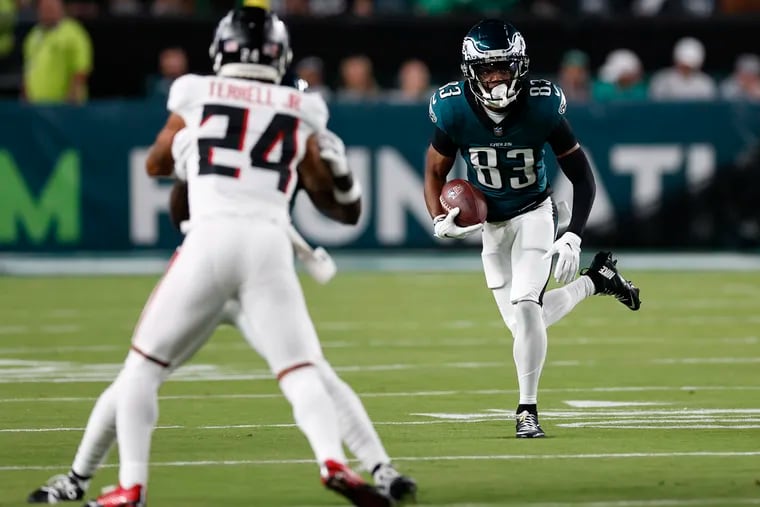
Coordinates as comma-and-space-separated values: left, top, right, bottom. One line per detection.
318, 130, 348, 177
171, 127, 193, 181
543, 231, 582, 285
433, 208, 482, 239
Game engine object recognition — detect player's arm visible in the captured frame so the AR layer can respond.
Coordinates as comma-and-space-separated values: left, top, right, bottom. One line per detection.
548, 117, 596, 237
423, 127, 457, 218
298, 133, 361, 225
145, 113, 187, 178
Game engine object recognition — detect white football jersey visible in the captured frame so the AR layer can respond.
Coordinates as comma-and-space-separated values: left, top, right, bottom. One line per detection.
168, 74, 328, 225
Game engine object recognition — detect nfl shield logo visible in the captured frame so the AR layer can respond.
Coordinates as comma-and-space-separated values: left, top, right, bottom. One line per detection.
494, 126, 503, 137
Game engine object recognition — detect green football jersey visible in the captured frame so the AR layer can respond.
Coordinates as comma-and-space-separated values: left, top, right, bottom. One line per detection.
429, 78, 567, 222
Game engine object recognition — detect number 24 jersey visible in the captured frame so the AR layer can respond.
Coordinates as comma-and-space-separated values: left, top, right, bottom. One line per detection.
168, 73, 328, 225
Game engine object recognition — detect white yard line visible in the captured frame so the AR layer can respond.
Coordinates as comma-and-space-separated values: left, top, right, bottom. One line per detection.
2, 385, 760, 404
2, 451, 760, 471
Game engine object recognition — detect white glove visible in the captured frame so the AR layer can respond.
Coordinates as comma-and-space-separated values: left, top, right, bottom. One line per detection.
433, 208, 482, 239
317, 129, 348, 177
543, 231, 582, 285
171, 127, 194, 181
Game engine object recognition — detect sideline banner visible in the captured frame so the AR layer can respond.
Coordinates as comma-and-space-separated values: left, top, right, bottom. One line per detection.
1, 100, 758, 252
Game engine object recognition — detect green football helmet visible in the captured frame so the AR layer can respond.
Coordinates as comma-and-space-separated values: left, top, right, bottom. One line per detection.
461, 19, 530, 109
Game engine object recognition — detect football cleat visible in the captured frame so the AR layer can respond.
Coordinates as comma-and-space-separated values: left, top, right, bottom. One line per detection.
83, 484, 144, 507
373, 463, 418, 504
321, 460, 392, 507
516, 410, 545, 438
581, 251, 641, 311
28, 473, 87, 503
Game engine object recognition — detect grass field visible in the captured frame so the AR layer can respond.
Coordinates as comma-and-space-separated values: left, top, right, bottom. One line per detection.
1, 270, 759, 506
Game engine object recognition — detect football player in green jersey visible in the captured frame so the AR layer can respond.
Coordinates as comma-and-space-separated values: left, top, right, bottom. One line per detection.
424, 19, 641, 438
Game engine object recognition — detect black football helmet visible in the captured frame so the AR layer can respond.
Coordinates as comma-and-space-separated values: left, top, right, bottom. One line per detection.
461, 19, 529, 109
209, 6, 293, 84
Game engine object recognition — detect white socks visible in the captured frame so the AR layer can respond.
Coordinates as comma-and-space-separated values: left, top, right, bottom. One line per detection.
279, 366, 346, 466
542, 275, 595, 327
115, 352, 167, 489
512, 301, 547, 405
315, 360, 390, 471
71, 384, 117, 479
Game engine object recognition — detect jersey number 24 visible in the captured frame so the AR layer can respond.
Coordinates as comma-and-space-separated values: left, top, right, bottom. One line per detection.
197, 104, 298, 192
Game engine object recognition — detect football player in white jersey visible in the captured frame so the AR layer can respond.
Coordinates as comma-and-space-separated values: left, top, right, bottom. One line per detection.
26, 7, 413, 507
26, 180, 416, 507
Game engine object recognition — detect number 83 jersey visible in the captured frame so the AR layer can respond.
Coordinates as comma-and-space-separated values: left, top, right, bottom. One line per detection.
168, 73, 328, 225
429, 78, 567, 222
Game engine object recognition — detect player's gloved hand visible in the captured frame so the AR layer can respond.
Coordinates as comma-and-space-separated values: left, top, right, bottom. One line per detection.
433, 208, 482, 239
318, 129, 348, 177
318, 129, 361, 204
171, 127, 194, 181
543, 231, 582, 285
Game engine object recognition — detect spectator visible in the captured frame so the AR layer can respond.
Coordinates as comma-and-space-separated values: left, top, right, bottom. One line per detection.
22, 0, 93, 104
557, 49, 591, 103
386, 58, 435, 103
151, 0, 193, 16
720, 53, 760, 101
415, 0, 515, 16
592, 49, 648, 102
146, 47, 188, 99
721, 0, 760, 13
336, 54, 380, 101
295, 56, 332, 100
649, 37, 717, 101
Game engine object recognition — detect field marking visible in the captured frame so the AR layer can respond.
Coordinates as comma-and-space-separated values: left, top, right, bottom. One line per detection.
654, 357, 760, 364
3, 451, 760, 472
3, 385, 760, 404
0, 359, 588, 384
5, 407, 760, 433
1, 336, 757, 355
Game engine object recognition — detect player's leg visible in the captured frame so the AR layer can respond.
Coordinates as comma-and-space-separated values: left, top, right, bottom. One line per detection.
83, 235, 229, 507
27, 249, 231, 505
507, 200, 556, 438
237, 222, 390, 506
224, 295, 415, 501
535, 250, 641, 328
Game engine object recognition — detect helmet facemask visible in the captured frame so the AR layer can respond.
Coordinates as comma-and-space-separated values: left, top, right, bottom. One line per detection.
460, 28, 530, 110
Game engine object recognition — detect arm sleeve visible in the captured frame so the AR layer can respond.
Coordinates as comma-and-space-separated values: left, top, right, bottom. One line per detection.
431, 126, 458, 158
558, 147, 596, 237
547, 117, 578, 156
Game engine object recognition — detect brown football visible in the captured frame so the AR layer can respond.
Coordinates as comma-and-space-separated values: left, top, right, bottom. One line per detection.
439, 178, 488, 227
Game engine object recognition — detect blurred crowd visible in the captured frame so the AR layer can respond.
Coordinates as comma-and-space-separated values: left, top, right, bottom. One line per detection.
2, 0, 760, 19
287, 36, 760, 105
3, 0, 760, 104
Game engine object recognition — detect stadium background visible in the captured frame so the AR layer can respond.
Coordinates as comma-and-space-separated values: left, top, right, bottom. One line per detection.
2, 1, 760, 258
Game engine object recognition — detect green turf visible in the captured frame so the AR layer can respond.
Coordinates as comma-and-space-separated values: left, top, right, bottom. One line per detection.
1, 272, 759, 506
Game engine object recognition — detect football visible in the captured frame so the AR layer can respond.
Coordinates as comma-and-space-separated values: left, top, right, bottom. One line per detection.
439, 178, 488, 227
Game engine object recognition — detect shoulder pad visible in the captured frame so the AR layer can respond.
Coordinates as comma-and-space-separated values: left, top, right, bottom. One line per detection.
428, 81, 465, 136
299, 91, 329, 133
167, 74, 205, 114
525, 79, 567, 116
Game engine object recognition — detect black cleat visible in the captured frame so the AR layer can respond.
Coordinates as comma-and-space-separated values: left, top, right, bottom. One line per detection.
516, 410, 545, 438
581, 251, 641, 311
322, 460, 392, 507
28, 473, 87, 503
373, 463, 417, 504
